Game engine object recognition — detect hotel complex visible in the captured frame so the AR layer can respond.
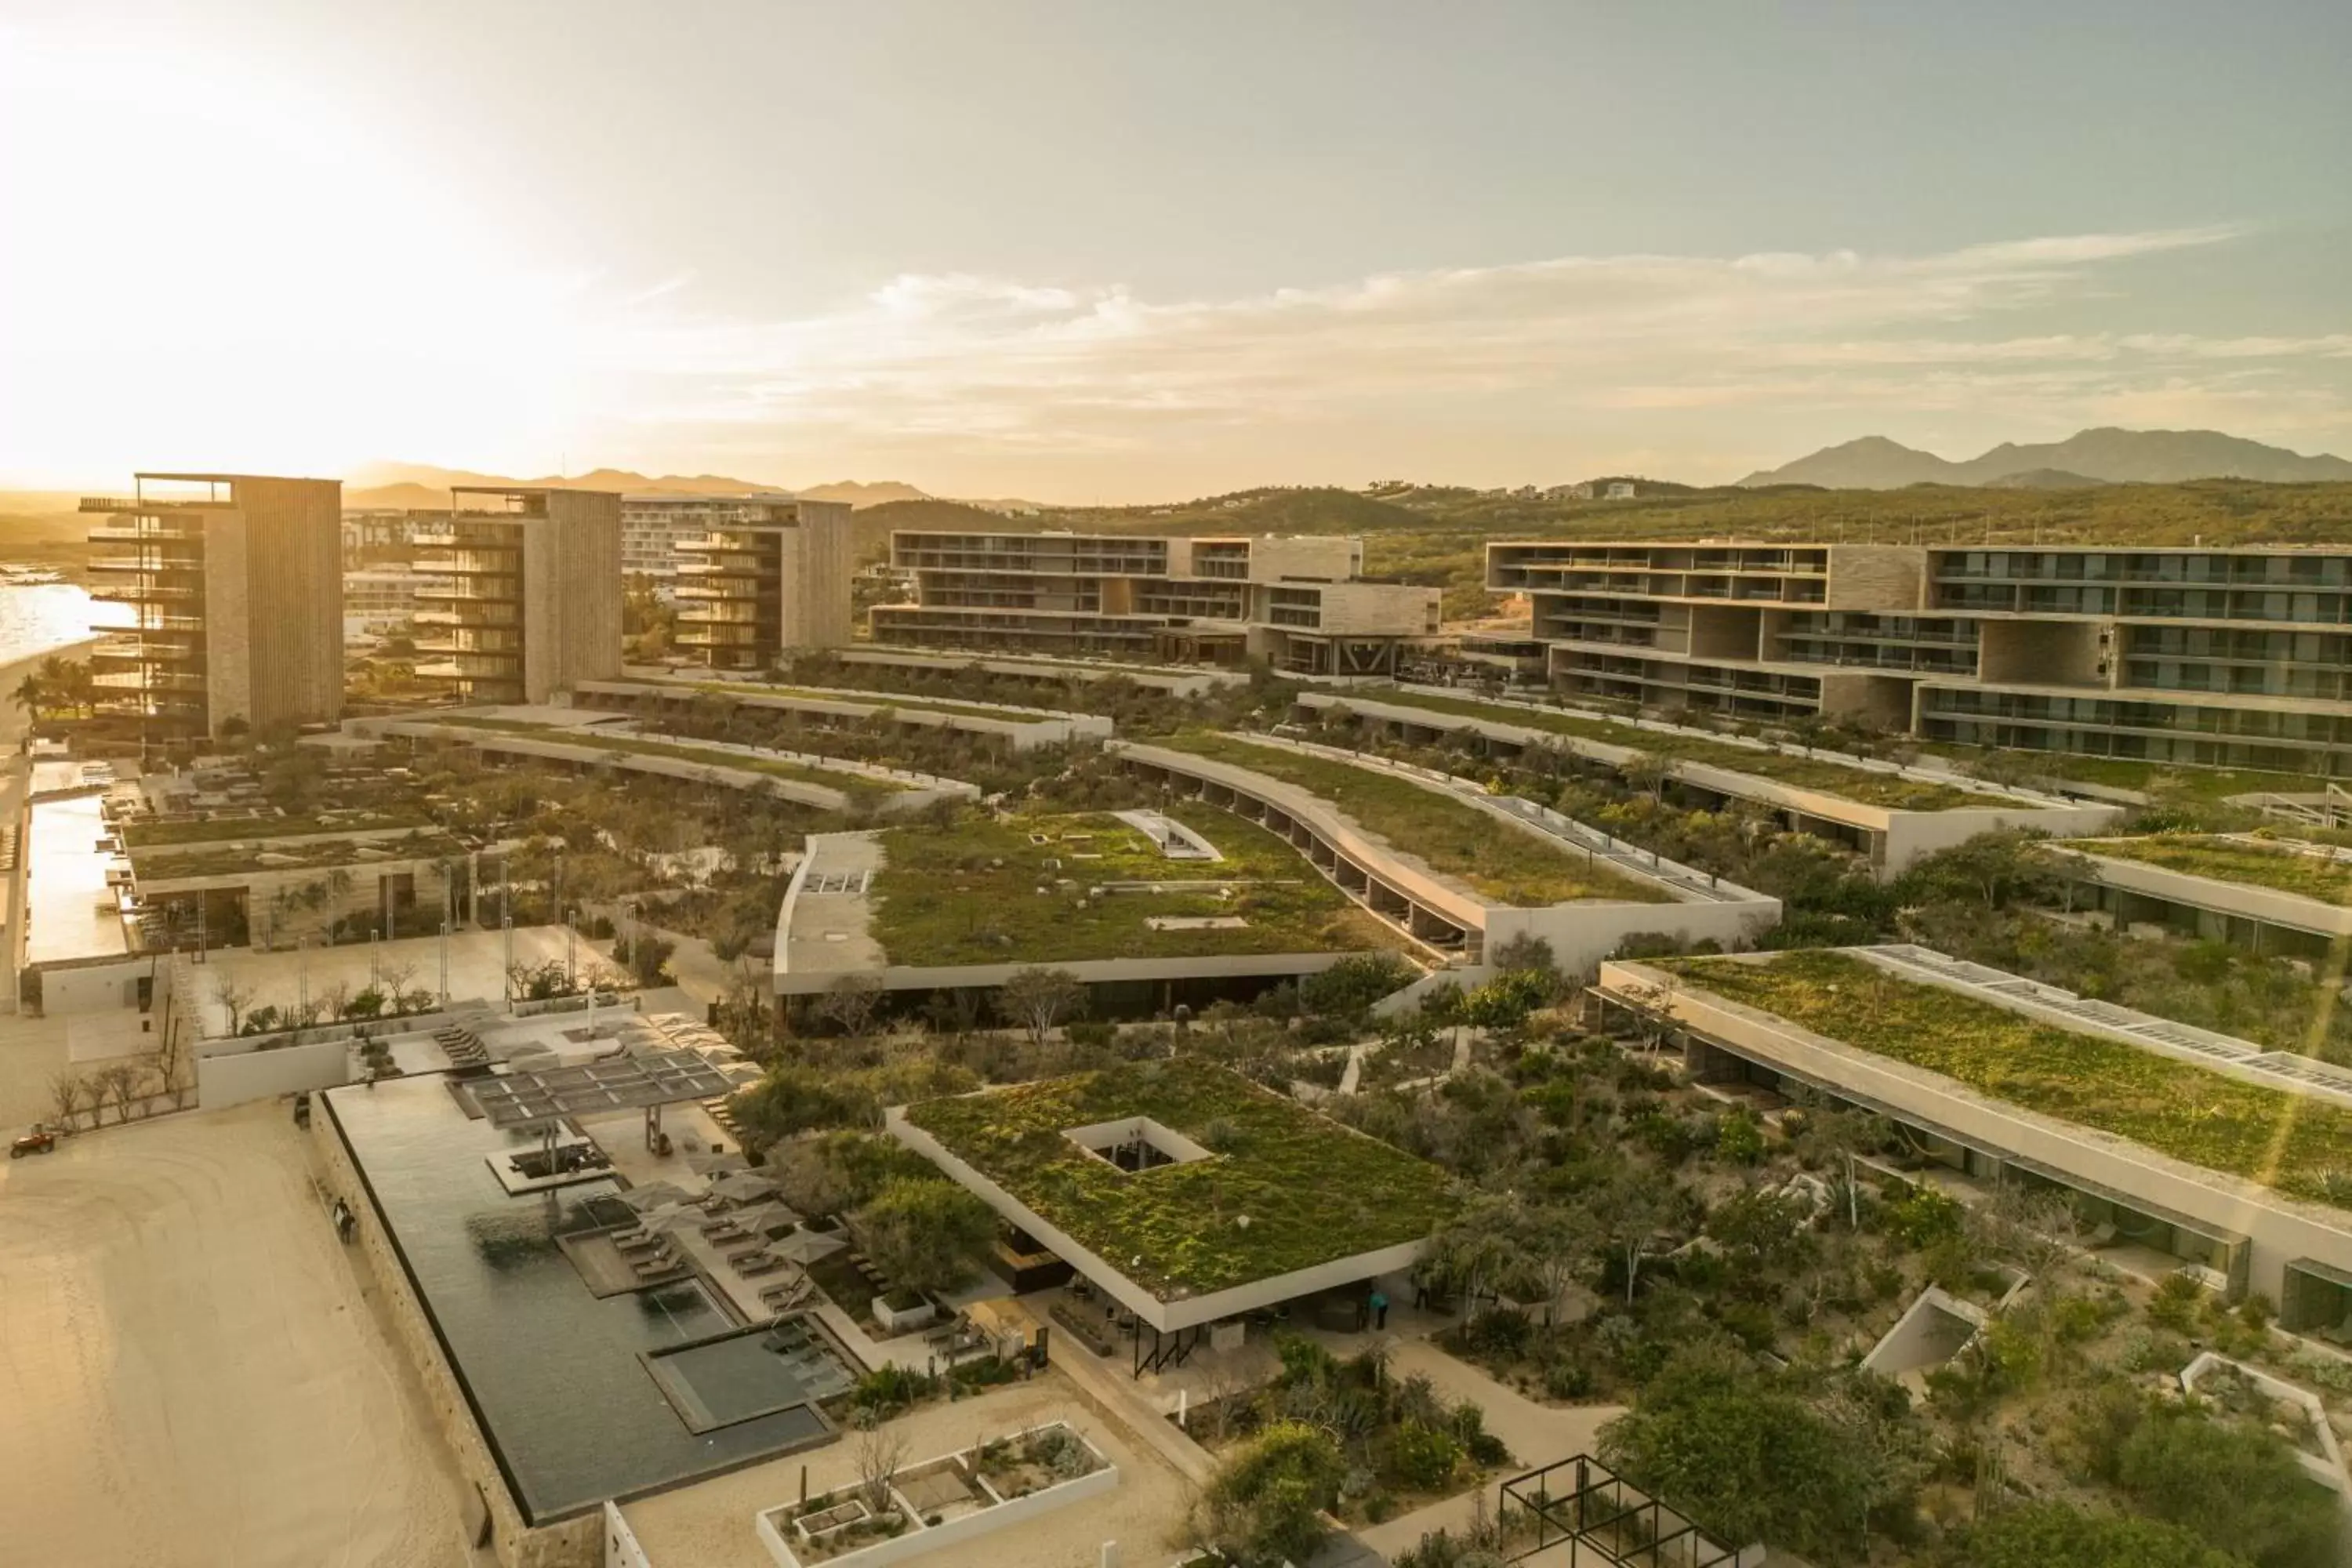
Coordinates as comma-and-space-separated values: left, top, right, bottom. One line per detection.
871, 529, 1442, 676
414, 486, 625, 705
1490, 541, 2352, 776
673, 497, 855, 669
620, 492, 806, 586
82, 472, 345, 740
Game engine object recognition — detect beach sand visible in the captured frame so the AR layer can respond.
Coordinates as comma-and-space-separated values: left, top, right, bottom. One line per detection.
0, 1102, 476, 1566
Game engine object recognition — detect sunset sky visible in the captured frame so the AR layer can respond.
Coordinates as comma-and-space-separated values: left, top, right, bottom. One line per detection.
3, 1, 2347, 500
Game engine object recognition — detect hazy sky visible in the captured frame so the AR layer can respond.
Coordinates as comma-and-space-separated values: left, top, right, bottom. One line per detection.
4, 1, 2347, 500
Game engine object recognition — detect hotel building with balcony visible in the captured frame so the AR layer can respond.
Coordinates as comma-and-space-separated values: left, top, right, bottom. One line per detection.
672, 498, 853, 670
413, 487, 622, 705
82, 473, 344, 741
1489, 541, 2352, 778
870, 530, 1443, 676
619, 492, 804, 587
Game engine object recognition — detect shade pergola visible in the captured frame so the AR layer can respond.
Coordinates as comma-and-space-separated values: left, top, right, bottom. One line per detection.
463, 1049, 734, 1155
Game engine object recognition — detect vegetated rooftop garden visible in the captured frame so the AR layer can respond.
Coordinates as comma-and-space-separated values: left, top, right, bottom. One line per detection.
868, 802, 1397, 966
2074, 833, 2352, 904
1344, 688, 1986, 811
116, 806, 437, 848
672, 677, 1065, 724
901, 1058, 1456, 1296
414, 716, 910, 791
1152, 731, 1672, 907
1664, 947, 2352, 1213
132, 828, 468, 881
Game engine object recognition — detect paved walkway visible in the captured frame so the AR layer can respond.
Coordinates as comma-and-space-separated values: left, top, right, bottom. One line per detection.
1355, 1338, 1627, 1559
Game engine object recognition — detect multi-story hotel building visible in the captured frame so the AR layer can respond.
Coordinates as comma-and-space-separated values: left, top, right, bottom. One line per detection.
413, 487, 622, 704
673, 499, 854, 670
1490, 541, 2352, 776
83, 472, 344, 740
871, 531, 1442, 675
620, 492, 804, 586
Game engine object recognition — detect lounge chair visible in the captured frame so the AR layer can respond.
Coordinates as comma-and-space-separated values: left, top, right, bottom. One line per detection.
738, 1257, 782, 1277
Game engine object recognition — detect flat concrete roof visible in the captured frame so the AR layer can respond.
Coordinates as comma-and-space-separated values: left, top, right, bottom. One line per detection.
24, 795, 128, 967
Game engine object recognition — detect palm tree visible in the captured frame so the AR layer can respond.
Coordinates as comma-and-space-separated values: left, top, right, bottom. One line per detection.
11, 667, 47, 723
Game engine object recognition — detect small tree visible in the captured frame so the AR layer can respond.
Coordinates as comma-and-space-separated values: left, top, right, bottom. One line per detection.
49, 1070, 87, 1131
854, 1177, 996, 1298
851, 1418, 909, 1515
93, 1062, 140, 1124
996, 966, 1086, 1049
815, 973, 886, 1038
1620, 749, 1680, 804
212, 973, 256, 1038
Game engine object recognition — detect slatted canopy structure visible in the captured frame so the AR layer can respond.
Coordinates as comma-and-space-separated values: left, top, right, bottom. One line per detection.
465, 1048, 733, 1154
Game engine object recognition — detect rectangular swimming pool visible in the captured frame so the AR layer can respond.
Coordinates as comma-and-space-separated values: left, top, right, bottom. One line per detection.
327, 1077, 836, 1523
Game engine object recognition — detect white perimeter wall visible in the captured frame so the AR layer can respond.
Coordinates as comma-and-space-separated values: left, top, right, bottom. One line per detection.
198, 1037, 351, 1109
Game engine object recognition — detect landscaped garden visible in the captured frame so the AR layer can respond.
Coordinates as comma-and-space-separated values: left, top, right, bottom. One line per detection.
1661, 948, 2352, 1211
1342, 687, 1987, 811
1152, 731, 1673, 906
2073, 833, 2352, 904
901, 1058, 1456, 1297
117, 805, 438, 848
675, 677, 1063, 724
417, 715, 911, 791
867, 803, 1399, 967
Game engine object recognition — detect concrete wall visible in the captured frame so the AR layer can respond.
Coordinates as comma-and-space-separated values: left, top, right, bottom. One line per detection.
603, 1502, 655, 1568
1687, 604, 1762, 662
1308, 581, 1443, 636
834, 648, 1247, 696
202, 510, 253, 734
1823, 545, 1927, 612
1246, 535, 1360, 583
1601, 957, 2352, 1305
236, 475, 347, 728
311, 1091, 602, 1568
521, 492, 624, 702
198, 1036, 350, 1108
39, 955, 151, 1016
1977, 619, 2106, 688
788, 502, 855, 651
581, 678, 1110, 753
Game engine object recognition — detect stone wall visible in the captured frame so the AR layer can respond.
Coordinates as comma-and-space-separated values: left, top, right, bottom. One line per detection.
309, 1091, 601, 1568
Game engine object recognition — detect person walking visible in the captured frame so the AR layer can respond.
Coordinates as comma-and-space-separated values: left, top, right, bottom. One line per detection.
1369, 1287, 1389, 1330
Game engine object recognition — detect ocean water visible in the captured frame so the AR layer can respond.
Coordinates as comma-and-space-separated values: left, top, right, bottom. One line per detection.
0, 583, 132, 667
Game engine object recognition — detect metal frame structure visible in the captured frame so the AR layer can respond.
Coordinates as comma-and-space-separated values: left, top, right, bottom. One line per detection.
1497, 1455, 1749, 1567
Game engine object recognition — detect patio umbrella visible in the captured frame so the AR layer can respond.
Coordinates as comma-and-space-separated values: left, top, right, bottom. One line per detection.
686, 1149, 750, 1178
768, 1229, 846, 1265
620, 1179, 696, 1212
726, 1200, 804, 1238
710, 1171, 781, 1205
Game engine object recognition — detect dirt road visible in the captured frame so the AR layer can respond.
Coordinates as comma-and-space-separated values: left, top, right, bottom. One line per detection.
0, 1102, 477, 1567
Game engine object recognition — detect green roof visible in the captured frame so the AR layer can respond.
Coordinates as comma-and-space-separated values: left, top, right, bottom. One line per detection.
1153, 731, 1673, 906
2075, 834, 2352, 905
868, 804, 1395, 966
1334, 688, 1986, 811
1665, 948, 2352, 1214
902, 1060, 1455, 1297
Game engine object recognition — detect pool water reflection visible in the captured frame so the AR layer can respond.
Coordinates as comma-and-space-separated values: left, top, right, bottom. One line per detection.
326, 1076, 833, 1523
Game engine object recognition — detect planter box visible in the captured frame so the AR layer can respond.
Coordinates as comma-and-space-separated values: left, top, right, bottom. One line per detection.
755, 1421, 1116, 1568
872, 1294, 937, 1334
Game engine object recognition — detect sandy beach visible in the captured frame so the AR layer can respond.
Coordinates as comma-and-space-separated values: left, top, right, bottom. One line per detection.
0, 1102, 477, 1567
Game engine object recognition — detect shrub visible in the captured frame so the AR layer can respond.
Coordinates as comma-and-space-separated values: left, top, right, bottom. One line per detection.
2116, 1405, 2340, 1568
1959, 1500, 2240, 1568
1385, 1421, 1463, 1490
1200, 1421, 1348, 1567
1884, 1183, 1965, 1250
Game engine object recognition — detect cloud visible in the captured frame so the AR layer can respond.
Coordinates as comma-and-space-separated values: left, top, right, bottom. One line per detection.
564, 223, 2352, 477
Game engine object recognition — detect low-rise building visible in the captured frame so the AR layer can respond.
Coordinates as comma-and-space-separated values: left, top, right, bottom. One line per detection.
871, 530, 1441, 676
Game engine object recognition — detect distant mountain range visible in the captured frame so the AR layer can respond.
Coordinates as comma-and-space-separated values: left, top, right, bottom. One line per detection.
1737, 428, 2352, 489
342, 463, 1039, 513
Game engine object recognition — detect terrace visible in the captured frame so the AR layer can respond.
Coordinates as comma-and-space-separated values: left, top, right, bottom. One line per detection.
891, 1060, 1456, 1330
2056, 831, 2352, 954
